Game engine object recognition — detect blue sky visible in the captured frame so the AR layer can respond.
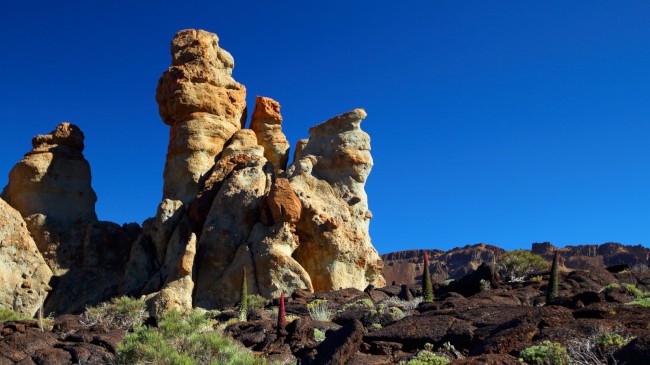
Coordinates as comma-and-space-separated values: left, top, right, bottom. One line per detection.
2, 1, 649, 254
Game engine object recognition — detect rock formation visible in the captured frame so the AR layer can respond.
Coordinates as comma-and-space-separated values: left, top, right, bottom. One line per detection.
156, 29, 247, 204
1, 123, 139, 314
288, 109, 385, 291
1, 28, 385, 316
1, 122, 97, 273
250, 96, 290, 172
382, 242, 650, 285
0, 198, 52, 316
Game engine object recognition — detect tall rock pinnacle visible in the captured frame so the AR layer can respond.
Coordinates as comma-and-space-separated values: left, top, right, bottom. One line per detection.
156, 29, 247, 203
2, 122, 98, 272
251, 96, 291, 172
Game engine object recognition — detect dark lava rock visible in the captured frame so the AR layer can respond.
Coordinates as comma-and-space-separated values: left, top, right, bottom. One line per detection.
444, 263, 500, 297
615, 336, 650, 364
452, 354, 525, 364
309, 320, 364, 365
333, 307, 368, 326
286, 317, 316, 355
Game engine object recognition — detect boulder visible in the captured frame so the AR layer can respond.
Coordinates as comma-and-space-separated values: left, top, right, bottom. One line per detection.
0, 198, 53, 317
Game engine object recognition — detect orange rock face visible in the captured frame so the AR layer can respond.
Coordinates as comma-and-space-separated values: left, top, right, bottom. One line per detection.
250, 96, 290, 172
268, 178, 301, 224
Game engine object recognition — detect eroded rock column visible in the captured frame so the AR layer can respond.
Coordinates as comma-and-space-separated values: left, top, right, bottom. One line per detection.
250, 96, 290, 173
288, 109, 385, 291
156, 29, 247, 203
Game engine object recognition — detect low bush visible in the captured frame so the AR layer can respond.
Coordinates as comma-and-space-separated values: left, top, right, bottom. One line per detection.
519, 341, 570, 365
0, 307, 29, 322
627, 298, 650, 307
340, 298, 374, 312
498, 250, 549, 282
313, 328, 326, 342
567, 331, 634, 364
117, 309, 267, 365
399, 344, 449, 365
365, 304, 405, 327
83, 296, 146, 330
381, 296, 423, 310
247, 295, 269, 310
307, 300, 331, 322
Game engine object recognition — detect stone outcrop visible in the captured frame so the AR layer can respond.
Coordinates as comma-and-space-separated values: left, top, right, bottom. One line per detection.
156, 29, 247, 203
288, 109, 385, 291
1, 123, 97, 273
381, 244, 505, 285
532, 241, 650, 269
1, 28, 385, 315
0, 198, 53, 316
250, 96, 290, 172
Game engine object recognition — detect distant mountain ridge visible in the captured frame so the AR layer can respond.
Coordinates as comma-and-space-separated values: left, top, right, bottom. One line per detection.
381, 242, 650, 285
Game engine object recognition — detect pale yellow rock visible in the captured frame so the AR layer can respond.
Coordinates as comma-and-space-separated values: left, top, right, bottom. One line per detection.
221, 129, 265, 159
250, 96, 290, 172
0, 198, 53, 316
288, 109, 385, 291
249, 222, 313, 298
145, 231, 197, 318
149, 199, 185, 265
193, 155, 271, 308
157, 29, 247, 203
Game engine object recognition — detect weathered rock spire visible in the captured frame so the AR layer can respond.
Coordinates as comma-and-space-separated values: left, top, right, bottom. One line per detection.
156, 29, 247, 203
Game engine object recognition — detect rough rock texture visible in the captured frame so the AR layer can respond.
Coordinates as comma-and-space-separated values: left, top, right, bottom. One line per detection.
157, 29, 247, 203
532, 241, 650, 269
0, 198, 52, 317
1, 29, 385, 315
1, 123, 142, 314
382, 242, 650, 285
288, 109, 385, 291
381, 244, 504, 285
250, 96, 290, 172
1, 123, 97, 273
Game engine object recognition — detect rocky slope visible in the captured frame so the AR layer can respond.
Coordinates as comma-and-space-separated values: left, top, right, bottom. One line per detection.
0, 28, 384, 317
3, 262, 650, 364
382, 242, 650, 285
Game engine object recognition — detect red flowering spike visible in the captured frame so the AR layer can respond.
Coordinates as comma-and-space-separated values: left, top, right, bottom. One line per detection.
277, 291, 287, 332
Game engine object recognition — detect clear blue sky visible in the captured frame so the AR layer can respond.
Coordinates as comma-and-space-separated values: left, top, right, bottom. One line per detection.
2, 1, 649, 254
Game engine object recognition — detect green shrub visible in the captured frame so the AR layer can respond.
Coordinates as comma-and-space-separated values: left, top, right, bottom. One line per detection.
440, 279, 454, 286
83, 296, 146, 330
313, 328, 326, 342
117, 309, 266, 365
247, 295, 269, 310
605, 283, 650, 302
365, 304, 405, 327
596, 332, 632, 352
499, 250, 549, 282
0, 307, 23, 322
627, 298, 650, 307
479, 279, 491, 292
340, 298, 374, 312
399, 348, 449, 365
519, 341, 569, 365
